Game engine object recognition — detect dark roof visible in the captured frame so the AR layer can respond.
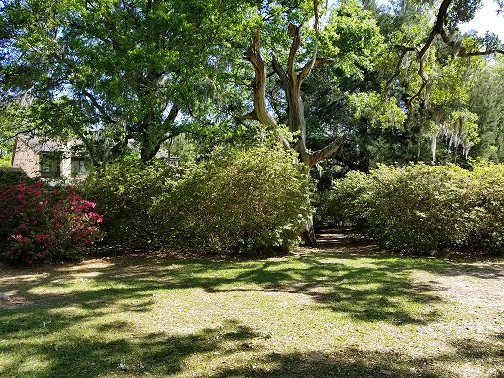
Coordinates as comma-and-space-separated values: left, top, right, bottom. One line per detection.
15, 136, 87, 159
17, 136, 72, 153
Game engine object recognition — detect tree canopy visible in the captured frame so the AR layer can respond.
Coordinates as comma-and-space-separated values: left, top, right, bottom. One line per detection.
0, 0, 503, 169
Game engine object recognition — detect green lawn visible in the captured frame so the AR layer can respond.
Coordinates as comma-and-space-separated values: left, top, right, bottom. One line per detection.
1, 238, 503, 377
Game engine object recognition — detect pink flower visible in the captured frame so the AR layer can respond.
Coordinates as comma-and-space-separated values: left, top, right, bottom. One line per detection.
88, 212, 103, 223
85, 201, 96, 208
10, 234, 25, 241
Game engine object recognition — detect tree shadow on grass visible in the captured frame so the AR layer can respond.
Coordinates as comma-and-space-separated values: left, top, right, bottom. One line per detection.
1, 241, 503, 377
4, 317, 502, 378
187, 255, 447, 325
206, 331, 504, 378
2, 236, 502, 330
208, 350, 443, 378
0, 318, 262, 377
0, 250, 454, 331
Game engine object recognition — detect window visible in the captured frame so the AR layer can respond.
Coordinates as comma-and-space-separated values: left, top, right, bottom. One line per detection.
40, 152, 61, 177
71, 158, 89, 176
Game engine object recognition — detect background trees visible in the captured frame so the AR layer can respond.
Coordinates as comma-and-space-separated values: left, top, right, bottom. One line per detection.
0, 0, 255, 164
1, 0, 502, 169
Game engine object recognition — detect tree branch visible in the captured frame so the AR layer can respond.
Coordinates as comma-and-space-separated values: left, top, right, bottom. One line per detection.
397, 0, 503, 113
0, 127, 38, 143
299, 56, 334, 84
81, 89, 117, 125
161, 103, 180, 129
242, 29, 278, 128
272, 56, 289, 91
308, 135, 347, 167
287, 23, 301, 87
385, 45, 417, 90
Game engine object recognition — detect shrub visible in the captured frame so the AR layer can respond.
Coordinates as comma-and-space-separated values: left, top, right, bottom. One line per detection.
363, 163, 477, 253
78, 159, 178, 247
0, 168, 34, 186
151, 146, 313, 254
0, 181, 102, 264
470, 161, 504, 255
321, 162, 504, 255
315, 170, 370, 228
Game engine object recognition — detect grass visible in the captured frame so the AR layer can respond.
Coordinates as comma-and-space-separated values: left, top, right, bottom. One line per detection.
0, 236, 503, 378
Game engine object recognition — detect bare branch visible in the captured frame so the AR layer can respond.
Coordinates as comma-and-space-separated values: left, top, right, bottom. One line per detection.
161, 103, 180, 129
287, 23, 301, 86
242, 30, 278, 128
237, 111, 257, 122
81, 89, 117, 125
417, 0, 452, 60
299, 56, 334, 83
308, 135, 347, 167
272, 56, 289, 90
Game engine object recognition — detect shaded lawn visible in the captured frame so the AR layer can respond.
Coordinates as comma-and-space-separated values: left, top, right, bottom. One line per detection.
0, 235, 503, 378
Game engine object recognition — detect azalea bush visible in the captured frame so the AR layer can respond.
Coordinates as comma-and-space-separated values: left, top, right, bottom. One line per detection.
0, 181, 102, 264
315, 170, 370, 228
151, 146, 313, 254
362, 163, 477, 253
320, 161, 504, 255
78, 159, 178, 247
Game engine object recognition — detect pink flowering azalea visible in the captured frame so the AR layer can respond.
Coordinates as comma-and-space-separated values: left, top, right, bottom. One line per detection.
10, 234, 25, 241
1, 181, 103, 264
88, 212, 103, 223
85, 201, 96, 208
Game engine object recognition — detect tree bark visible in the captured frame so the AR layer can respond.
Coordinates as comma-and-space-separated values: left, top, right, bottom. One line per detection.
301, 215, 318, 246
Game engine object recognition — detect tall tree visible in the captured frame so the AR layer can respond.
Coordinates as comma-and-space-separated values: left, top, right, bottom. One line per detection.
238, 1, 385, 242
468, 57, 504, 161
0, 0, 255, 164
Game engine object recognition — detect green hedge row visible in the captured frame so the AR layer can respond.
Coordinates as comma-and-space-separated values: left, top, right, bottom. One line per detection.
317, 161, 504, 255
79, 146, 312, 254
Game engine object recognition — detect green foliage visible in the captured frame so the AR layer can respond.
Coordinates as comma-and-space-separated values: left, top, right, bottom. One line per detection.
151, 146, 313, 254
320, 161, 504, 255
78, 159, 178, 248
470, 161, 504, 254
362, 163, 476, 252
315, 170, 370, 227
0, 167, 32, 185
80, 145, 312, 254
348, 92, 406, 128
0, 153, 11, 167
0, 0, 259, 163
468, 58, 504, 162
319, 1, 385, 78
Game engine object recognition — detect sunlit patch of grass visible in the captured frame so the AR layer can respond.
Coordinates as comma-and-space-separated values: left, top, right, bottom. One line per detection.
0, 247, 503, 377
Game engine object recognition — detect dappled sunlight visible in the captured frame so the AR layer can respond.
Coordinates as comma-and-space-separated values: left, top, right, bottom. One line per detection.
53, 259, 114, 272
1, 235, 503, 377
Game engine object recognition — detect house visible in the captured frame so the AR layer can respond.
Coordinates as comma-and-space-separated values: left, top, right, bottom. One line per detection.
11, 135, 180, 180
11, 136, 90, 180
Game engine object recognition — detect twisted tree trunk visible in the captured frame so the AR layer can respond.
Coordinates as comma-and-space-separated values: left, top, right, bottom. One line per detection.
242, 26, 345, 246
